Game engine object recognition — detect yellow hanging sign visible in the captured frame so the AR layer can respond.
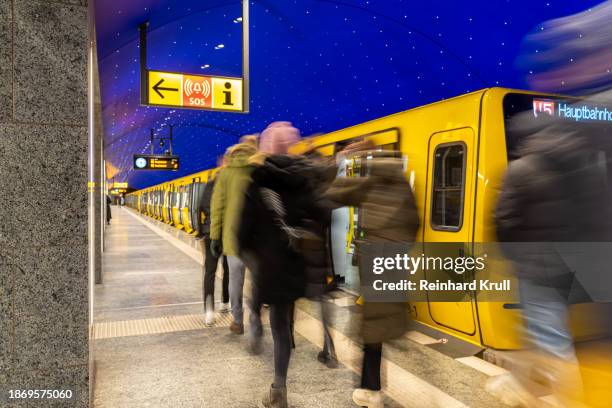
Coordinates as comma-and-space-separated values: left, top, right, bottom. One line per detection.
146, 70, 243, 112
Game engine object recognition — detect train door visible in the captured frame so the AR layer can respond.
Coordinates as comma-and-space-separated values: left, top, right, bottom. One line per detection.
154, 190, 160, 219
173, 186, 183, 229
331, 155, 362, 292
146, 192, 152, 215
159, 190, 163, 219
423, 128, 477, 335
162, 189, 167, 223
169, 186, 175, 225
179, 186, 186, 228
182, 184, 193, 233
190, 178, 203, 235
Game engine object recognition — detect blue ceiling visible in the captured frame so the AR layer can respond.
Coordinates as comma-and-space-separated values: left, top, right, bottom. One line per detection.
95, 0, 607, 189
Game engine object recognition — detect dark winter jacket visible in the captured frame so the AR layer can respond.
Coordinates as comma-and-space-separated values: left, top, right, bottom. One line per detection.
301, 159, 338, 299
238, 155, 334, 304
324, 156, 419, 344
495, 119, 612, 285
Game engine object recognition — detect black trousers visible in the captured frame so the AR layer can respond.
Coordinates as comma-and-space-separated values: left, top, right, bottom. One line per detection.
361, 342, 382, 391
270, 302, 295, 387
202, 236, 229, 309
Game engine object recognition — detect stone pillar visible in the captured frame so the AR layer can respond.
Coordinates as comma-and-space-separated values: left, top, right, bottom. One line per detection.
0, 0, 89, 406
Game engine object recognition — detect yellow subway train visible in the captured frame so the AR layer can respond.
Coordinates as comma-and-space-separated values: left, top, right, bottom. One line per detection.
126, 167, 221, 235
127, 87, 611, 405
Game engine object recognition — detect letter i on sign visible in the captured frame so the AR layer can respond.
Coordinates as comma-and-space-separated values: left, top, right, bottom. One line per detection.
212, 77, 243, 111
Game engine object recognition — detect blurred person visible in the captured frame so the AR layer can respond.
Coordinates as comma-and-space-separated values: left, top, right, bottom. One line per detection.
106, 194, 112, 225
329, 139, 378, 286
494, 2, 612, 405
491, 112, 612, 407
240, 134, 259, 149
301, 148, 340, 368
324, 147, 419, 408
198, 169, 231, 326
239, 121, 327, 407
210, 142, 258, 335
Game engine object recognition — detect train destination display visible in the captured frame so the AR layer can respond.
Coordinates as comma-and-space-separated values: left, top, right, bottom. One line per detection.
133, 154, 180, 171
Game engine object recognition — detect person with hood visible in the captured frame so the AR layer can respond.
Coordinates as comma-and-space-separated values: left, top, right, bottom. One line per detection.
210, 141, 258, 335
239, 121, 322, 408
324, 147, 419, 408
491, 110, 612, 408
198, 167, 231, 326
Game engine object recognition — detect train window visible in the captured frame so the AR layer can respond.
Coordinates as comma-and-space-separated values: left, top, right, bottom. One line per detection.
331, 128, 400, 156
431, 143, 466, 231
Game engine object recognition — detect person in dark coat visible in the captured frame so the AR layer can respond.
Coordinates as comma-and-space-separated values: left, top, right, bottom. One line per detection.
198, 173, 231, 326
491, 113, 612, 408
106, 195, 112, 225
238, 122, 314, 408
324, 150, 419, 408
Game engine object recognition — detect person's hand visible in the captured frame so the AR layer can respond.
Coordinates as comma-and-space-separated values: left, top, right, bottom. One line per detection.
211, 240, 222, 257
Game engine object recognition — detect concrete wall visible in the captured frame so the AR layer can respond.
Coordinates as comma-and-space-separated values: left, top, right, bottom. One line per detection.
0, 0, 89, 406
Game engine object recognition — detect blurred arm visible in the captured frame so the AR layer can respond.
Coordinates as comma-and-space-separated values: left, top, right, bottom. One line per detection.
323, 176, 370, 208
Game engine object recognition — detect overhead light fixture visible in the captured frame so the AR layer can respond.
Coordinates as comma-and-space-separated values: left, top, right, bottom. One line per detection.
233, 17, 243, 23
201, 64, 210, 69
214, 44, 225, 50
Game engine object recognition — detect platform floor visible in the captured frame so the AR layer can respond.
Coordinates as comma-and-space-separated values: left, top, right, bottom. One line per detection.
93, 206, 515, 408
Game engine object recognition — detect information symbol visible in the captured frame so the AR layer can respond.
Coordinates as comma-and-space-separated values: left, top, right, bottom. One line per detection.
223, 82, 233, 106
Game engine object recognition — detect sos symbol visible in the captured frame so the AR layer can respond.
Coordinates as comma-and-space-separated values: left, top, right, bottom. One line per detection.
184, 77, 212, 108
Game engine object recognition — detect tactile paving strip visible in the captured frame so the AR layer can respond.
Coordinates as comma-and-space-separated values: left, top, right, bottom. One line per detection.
93, 313, 233, 340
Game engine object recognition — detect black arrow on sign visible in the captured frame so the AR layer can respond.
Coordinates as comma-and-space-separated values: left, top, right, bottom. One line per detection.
152, 78, 179, 99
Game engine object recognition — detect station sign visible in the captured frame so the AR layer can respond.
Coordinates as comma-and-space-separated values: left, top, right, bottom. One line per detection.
146, 70, 243, 112
133, 154, 180, 171
110, 188, 127, 194
113, 182, 128, 189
